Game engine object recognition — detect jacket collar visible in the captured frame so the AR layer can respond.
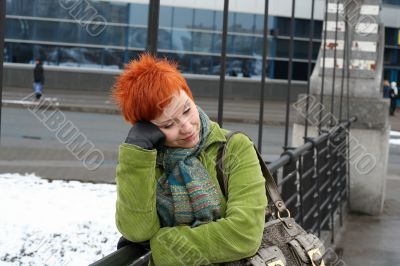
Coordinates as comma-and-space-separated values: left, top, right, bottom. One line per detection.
204, 121, 228, 149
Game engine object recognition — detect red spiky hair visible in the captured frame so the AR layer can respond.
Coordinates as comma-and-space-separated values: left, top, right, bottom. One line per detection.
112, 53, 193, 124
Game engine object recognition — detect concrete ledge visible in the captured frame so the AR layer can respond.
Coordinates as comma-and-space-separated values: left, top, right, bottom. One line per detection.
3, 63, 308, 101
294, 94, 390, 130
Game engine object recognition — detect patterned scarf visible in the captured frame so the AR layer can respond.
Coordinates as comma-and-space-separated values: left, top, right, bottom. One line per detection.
156, 107, 222, 227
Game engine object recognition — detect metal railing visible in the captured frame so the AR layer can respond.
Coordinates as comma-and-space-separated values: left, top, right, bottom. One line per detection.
268, 117, 356, 241
91, 0, 358, 264
90, 116, 356, 266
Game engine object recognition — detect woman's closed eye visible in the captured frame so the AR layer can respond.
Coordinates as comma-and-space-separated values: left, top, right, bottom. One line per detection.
163, 122, 174, 129
161, 106, 191, 129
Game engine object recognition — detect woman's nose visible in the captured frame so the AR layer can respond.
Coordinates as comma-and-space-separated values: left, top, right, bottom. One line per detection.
179, 118, 192, 133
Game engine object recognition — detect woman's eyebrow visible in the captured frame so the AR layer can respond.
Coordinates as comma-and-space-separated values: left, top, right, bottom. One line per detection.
154, 99, 190, 125
154, 120, 172, 126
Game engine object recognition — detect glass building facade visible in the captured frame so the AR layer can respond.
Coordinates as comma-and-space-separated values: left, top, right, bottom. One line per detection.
3, 0, 400, 82
383, 28, 400, 84
383, 0, 400, 83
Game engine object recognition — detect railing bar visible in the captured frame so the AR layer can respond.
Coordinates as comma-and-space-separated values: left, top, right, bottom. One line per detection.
303, 203, 319, 222
268, 155, 291, 172
313, 132, 330, 145
303, 149, 314, 156
285, 193, 299, 206
318, 145, 329, 153
332, 177, 341, 188
329, 0, 340, 126
217, 0, 229, 127
318, 162, 330, 174
311, 223, 319, 234
299, 156, 305, 226
331, 161, 340, 171
320, 179, 331, 193
344, 14, 351, 207
146, 0, 160, 55
283, 0, 296, 150
257, 0, 270, 153
304, 0, 316, 140
287, 142, 314, 158
332, 190, 341, 204
280, 171, 298, 186
331, 145, 345, 154
320, 197, 330, 210
339, 4, 348, 121
301, 167, 315, 179
303, 184, 317, 200
328, 134, 335, 243
345, 19, 350, 123
318, 0, 329, 133
320, 214, 330, 228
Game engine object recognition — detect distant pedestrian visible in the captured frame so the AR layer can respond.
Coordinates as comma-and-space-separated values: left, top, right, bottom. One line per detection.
33, 58, 44, 100
389, 81, 398, 116
241, 61, 251, 78
383, 80, 391, 98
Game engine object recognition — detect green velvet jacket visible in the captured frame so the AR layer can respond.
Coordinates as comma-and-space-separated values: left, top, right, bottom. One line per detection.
115, 121, 267, 265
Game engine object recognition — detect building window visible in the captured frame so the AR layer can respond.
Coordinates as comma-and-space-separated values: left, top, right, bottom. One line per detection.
383, 0, 400, 5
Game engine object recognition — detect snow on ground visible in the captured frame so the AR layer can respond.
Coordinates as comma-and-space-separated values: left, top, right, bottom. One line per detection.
390, 131, 400, 145
0, 173, 120, 266
390, 131, 400, 137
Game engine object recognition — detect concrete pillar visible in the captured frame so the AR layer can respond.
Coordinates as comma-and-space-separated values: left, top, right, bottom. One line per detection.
292, 0, 389, 215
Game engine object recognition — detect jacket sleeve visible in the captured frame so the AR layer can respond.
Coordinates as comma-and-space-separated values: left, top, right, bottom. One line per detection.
149, 134, 267, 265
115, 143, 161, 242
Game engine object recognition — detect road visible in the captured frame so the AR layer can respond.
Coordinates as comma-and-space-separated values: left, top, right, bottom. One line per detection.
1, 107, 399, 182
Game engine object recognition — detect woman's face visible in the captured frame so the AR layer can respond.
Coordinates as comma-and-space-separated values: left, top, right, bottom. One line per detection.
151, 90, 200, 148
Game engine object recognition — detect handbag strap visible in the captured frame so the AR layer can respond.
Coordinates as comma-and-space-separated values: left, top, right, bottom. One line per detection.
216, 131, 288, 214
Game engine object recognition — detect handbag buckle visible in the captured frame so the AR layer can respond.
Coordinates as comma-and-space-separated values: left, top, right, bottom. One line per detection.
267, 260, 285, 266
308, 248, 325, 266
277, 208, 291, 220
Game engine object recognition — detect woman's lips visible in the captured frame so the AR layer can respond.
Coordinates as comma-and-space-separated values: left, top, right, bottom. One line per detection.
183, 132, 196, 141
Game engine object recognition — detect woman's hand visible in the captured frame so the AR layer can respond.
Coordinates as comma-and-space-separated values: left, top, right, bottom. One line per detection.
125, 121, 165, 149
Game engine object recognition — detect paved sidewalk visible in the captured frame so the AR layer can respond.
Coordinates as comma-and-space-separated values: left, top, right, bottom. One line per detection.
1, 86, 304, 126
336, 174, 400, 265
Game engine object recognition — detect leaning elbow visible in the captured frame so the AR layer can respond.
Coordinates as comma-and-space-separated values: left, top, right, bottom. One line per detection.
115, 215, 157, 242
244, 239, 263, 258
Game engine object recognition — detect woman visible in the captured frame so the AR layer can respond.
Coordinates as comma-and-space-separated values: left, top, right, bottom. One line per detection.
112, 54, 267, 265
